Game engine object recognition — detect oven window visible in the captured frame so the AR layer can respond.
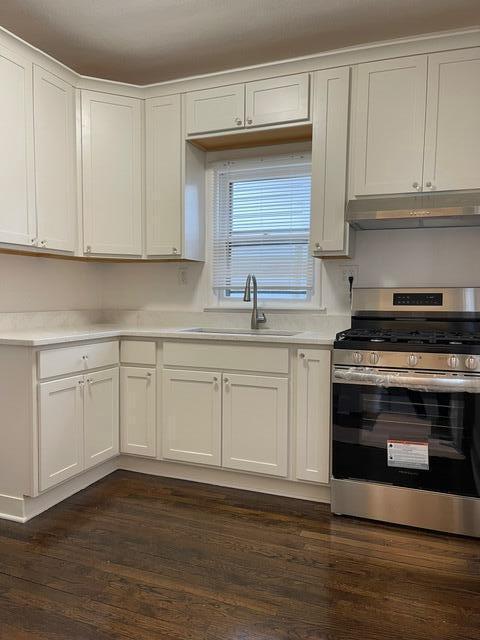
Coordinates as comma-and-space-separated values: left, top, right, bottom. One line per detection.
332, 383, 480, 498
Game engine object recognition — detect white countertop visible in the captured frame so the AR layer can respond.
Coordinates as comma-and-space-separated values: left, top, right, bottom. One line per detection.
0, 325, 337, 347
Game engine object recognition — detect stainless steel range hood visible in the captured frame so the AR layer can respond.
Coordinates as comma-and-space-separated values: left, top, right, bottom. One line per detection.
346, 191, 480, 230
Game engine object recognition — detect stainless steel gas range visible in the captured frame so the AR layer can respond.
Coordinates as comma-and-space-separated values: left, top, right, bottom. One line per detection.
331, 288, 480, 537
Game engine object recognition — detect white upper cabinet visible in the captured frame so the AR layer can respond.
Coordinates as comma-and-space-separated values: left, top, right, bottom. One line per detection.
295, 349, 331, 484
33, 66, 76, 252
245, 73, 309, 128
423, 47, 480, 192
222, 374, 288, 477
186, 84, 245, 135
162, 369, 222, 466
0, 46, 36, 246
81, 90, 142, 256
351, 56, 427, 196
310, 66, 351, 257
146, 94, 182, 256
83, 367, 119, 469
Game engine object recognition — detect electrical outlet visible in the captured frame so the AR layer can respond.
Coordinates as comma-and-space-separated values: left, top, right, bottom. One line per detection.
177, 268, 188, 286
342, 265, 359, 286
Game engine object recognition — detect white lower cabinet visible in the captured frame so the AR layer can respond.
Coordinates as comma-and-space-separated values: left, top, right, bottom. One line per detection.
295, 349, 331, 483
222, 374, 288, 477
84, 368, 119, 469
39, 367, 119, 490
39, 375, 84, 491
120, 366, 156, 457
162, 369, 222, 466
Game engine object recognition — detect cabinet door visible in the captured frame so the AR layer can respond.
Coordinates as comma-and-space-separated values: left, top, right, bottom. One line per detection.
0, 46, 36, 246
39, 375, 84, 491
186, 85, 245, 135
295, 349, 331, 483
84, 367, 119, 469
245, 73, 309, 128
81, 90, 142, 255
146, 95, 182, 256
222, 374, 288, 477
423, 47, 480, 192
120, 366, 156, 457
351, 56, 427, 195
162, 369, 221, 465
33, 66, 76, 252
310, 67, 350, 257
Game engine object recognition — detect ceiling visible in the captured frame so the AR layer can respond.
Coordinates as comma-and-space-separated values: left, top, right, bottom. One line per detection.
1, 0, 479, 84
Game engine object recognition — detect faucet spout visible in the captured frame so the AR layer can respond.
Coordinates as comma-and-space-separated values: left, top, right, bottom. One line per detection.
243, 273, 266, 330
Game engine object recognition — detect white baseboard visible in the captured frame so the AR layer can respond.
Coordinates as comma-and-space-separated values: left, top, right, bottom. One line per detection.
1, 456, 331, 522
118, 456, 331, 503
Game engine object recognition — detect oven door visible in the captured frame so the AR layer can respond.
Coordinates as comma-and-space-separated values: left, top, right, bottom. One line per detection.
332, 366, 480, 498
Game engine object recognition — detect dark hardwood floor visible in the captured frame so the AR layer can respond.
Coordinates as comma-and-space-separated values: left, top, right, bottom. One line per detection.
0, 471, 479, 640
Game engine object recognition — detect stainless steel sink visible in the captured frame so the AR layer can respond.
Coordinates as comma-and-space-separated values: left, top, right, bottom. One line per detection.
180, 328, 299, 337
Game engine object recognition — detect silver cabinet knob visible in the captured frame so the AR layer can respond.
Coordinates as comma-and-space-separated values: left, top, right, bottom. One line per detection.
172, 247, 178, 254
314, 242, 321, 251
235, 117, 242, 126
30, 237, 38, 246
465, 356, 478, 370
78, 379, 85, 386
447, 355, 459, 369
82, 355, 88, 361
40, 240, 47, 247
213, 376, 218, 382
369, 352, 379, 365
425, 181, 435, 189
407, 353, 419, 367
85, 245, 92, 254
352, 351, 363, 364
246, 117, 253, 125
146, 371, 152, 378
299, 352, 306, 359
412, 182, 421, 191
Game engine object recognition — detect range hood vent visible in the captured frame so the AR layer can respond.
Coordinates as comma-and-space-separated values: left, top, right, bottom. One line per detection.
346, 191, 480, 230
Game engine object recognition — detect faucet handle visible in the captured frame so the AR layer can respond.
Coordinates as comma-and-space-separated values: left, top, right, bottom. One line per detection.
257, 312, 267, 324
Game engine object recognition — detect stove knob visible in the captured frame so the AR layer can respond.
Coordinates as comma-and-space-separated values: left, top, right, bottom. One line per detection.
369, 352, 380, 365
407, 353, 419, 367
447, 355, 459, 369
352, 351, 363, 364
465, 356, 478, 370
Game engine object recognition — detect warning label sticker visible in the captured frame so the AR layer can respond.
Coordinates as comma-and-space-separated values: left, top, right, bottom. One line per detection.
387, 440, 429, 470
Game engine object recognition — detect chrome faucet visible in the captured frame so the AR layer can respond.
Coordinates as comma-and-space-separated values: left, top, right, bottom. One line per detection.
243, 274, 267, 330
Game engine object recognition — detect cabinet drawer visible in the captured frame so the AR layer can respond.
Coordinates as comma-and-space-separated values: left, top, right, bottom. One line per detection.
121, 340, 156, 365
163, 341, 288, 374
38, 341, 119, 379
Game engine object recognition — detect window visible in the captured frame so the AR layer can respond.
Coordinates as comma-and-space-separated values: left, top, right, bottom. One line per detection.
211, 153, 315, 306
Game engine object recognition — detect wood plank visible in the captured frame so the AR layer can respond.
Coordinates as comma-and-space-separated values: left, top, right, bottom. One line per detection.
0, 471, 478, 640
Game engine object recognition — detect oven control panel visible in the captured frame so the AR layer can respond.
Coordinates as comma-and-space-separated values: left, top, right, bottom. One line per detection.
393, 292, 443, 306
333, 349, 480, 373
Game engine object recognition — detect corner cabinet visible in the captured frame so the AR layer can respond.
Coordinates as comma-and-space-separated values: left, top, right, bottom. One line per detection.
310, 66, 352, 258
295, 349, 331, 483
81, 90, 142, 256
0, 46, 36, 247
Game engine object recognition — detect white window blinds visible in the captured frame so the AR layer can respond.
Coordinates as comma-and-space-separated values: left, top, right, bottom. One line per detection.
212, 154, 313, 301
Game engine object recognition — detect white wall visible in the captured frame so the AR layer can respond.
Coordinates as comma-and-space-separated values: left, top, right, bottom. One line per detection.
100, 226, 480, 316
1, 226, 479, 316
0, 254, 103, 312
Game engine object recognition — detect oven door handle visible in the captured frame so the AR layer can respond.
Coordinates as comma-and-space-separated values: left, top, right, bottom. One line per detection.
333, 367, 480, 393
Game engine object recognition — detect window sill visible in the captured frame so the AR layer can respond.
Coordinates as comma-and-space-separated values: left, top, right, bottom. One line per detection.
204, 306, 327, 314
